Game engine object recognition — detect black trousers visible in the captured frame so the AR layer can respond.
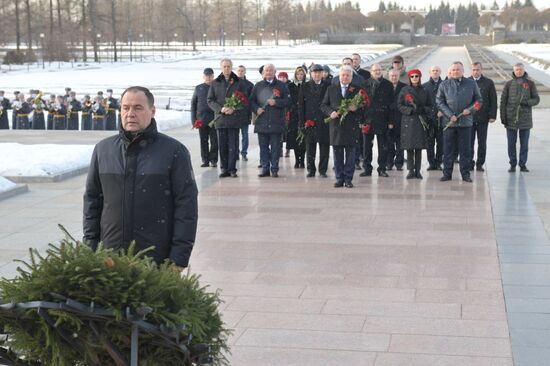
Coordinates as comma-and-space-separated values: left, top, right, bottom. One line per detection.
363, 132, 388, 173
306, 140, 330, 175
470, 122, 489, 168
199, 125, 218, 164
218, 128, 239, 174
387, 128, 404, 169
443, 127, 472, 179
406, 149, 422, 172
427, 127, 444, 167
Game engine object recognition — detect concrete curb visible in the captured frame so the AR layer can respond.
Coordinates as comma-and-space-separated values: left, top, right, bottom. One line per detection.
0, 184, 28, 201
5, 166, 89, 183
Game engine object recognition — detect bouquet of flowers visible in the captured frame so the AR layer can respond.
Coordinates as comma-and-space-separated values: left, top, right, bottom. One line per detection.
404, 93, 430, 132
513, 81, 530, 127
209, 90, 248, 127
263, 88, 281, 108
192, 119, 203, 129
297, 119, 316, 144
443, 101, 481, 131
361, 124, 371, 135
325, 88, 370, 125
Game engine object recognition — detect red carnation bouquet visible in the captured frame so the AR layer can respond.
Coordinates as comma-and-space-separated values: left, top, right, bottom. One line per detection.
192, 119, 203, 129
513, 81, 530, 127
361, 124, 371, 134
325, 88, 370, 125
404, 93, 429, 132
444, 100, 481, 131
297, 119, 316, 144
209, 91, 248, 127
263, 88, 282, 108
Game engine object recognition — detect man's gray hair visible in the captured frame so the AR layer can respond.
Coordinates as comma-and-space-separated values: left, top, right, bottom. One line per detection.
452, 61, 464, 67
220, 58, 233, 66
514, 62, 525, 68
339, 65, 354, 75
388, 69, 400, 76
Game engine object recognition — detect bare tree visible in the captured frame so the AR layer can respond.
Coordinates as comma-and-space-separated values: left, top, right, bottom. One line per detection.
24, 0, 31, 50
15, 0, 21, 50
82, 0, 87, 61
110, 0, 118, 61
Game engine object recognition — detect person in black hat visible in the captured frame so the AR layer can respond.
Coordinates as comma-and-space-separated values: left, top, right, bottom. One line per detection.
322, 65, 333, 84
388, 55, 408, 84
191, 67, 218, 167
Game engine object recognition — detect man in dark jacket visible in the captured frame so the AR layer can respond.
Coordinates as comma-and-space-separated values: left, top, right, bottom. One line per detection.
236, 65, 254, 161
207, 58, 249, 178
332, 57, 365, 87
352, 53, 371, 81
321, 66, 365, 188
500, 63, 540, 172
298, 64, 330, 177
83, 86, 198, 270
423, 65, 444, 170
436, 61, 482, 182
191, 67, 218, 167
469, 62, 497, 172
361, 63, 393, 177
0, 90, 12, 129
67, 91, 82, 130
250, 63, 291, 178
387, 69, 407, 170
104, 88, 119, 130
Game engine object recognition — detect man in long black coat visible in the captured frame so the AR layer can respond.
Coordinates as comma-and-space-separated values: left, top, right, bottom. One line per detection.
0, 90, 11, 129
298, 64, 330, 178
361, 63, 393, 177
321, 66, 365, 188
469, 62, 497, 172
387, 69, 407, 170
208, 58, 249, 178
191, 68, 218, 167
250, 63, 291, 178
236, 65, 254, 161
423, 65, 444, 170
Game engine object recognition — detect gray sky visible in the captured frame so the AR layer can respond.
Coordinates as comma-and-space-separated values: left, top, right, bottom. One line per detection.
323, 0, 549, 13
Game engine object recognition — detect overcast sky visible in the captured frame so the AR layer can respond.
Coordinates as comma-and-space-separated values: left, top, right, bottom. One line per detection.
324, 0, 549, 13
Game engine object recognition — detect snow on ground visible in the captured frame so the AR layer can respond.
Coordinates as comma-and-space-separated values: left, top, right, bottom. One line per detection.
0, 143, 94, 177
0, 177, 16, 193
493, 44, 550, 73
0, 43, 400, 112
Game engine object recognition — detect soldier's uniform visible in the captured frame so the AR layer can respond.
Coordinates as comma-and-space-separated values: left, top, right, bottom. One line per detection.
31, 92, 47, 130
104, 89, 118, 130
0, 91, 11, 130
81, 95, 93, 130
92, 98, 106, 130
15, 96, 32, 129
67, 93, 82, 130
11, 91, 20, 130
46, 94, 56, 130
53, 97, 67, 130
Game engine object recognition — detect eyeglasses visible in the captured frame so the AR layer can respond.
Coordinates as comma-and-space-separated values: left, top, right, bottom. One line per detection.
393, 61, 402, 64
410, 75, 420, 78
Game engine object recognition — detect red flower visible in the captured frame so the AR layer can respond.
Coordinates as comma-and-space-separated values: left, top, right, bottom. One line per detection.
361, 124, 371, 134
359, 89, 371, 107
304, 119, 316, 128
522, 82, 530, 90
193, 119, 203, 129
404, 94, 414, 104
473, 101, 481, 111
234, 91, 248, 106
273, 88, 281, 97
104, 257, 115, 267
285, 111, 290, 121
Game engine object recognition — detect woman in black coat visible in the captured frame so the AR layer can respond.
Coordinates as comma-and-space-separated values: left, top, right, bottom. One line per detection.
286, 66, 307, 168
398, 69, 432, 179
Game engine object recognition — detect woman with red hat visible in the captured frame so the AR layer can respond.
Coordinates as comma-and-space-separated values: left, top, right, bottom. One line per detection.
397, 69, 432, 179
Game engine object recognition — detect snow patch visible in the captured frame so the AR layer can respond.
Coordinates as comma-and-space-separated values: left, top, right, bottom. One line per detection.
0, 177, 16, 193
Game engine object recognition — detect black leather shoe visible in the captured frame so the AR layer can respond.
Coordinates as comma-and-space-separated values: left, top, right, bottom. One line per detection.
306, 172, 315, 177
520, 166, 530, 172
344, 182, 354, 188
440, 176, 452, 182
334, 181, 344, 188
415, 171, 423, 179
210, 162, 217, 168
320, 173, 328, 178
463, 176, 473, 183
294, 163, 300, 169
378, 170, 389, 177
200, 162, 209, 167
355, 163, 362, 170
257, 164, 263, 168
242, 155, 248, 161
396, 166, 403, 171
406, 171, 415, 179
476, 166, 485, 172
299, 163, 305, 169
219, 172, 230, 178
426, 165, 437, 171
508, 166, 516, 172
359, 171, 372, 177
271, 172, 279, 178
387, 166, 394, 171
230, 172, 238, 178
258, 171, 270, 177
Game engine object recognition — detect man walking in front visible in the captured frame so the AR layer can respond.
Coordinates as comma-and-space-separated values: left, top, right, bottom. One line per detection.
191, 67, 218, 168
436, 61, 482, 183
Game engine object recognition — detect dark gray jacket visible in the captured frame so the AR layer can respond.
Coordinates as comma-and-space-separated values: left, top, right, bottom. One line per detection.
83, 119, 198, 267
250, 79, 291, 134
207, 72, 249, 129
436, 77, 482, 128
500, 72, 540, 130
320, 83, 364, 146
191, 83, 215, 124
469, 75, 497, 124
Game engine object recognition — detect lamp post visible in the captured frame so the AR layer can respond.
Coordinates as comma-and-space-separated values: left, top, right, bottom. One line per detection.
173, 33, 178, 58
39, 33, 45, 69
202, 33, 207, 46
139, 33, 143, 61
259, 32, 263, 46
241, 32, 245, 46
97, 33, 101, 63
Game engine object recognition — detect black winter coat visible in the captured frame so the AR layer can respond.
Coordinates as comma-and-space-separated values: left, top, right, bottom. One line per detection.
321, 83, 364, 146
0, 98, 11, 129
436, 77, 482, 128
286, 81, 304, 150
398, 85, 431, 150
389, 81, 407, 130
500, 72, 540, 130
240, 77, 255, 125
207, 72, 249, 129
191, 83, 215, 124
83, 119, 198, 267
365, 77, 393, 134
469, 75, 497, 124
298, 80, 330, 145
251, 79, 291, 134
423, 77, 444, 128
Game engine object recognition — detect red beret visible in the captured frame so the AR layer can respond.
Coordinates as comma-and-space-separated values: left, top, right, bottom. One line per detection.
277, 72, 289, 79
407, 69, 422, 78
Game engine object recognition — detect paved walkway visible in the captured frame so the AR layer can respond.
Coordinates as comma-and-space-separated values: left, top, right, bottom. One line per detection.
1, 47, 550, 365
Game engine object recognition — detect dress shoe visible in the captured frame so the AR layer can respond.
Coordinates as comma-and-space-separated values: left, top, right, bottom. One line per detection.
271, 172, 279, 178
378, 170, 389, 177
386, 166, 394, 171
440, 176, 452, 182
359, 171, 372, 177
306, 172, 315, 178
200, 162, 209, 167
258, 171, 270, 177
396, 166, 403, 171
355, 163, 362, 170
344, 181, 354, 188
257, 164, 263, 168
294, 162, 300, 169
427, 165, 437, 171
462, 176, 473, 183
520, 166, 530, 172
320, 173, 328, 178
210, 162, 217, 168
508, 166, 516, 172
406, 171, 415, 179
219, 172, 230, 178
230, 172, 238, 178
476, 166, 485, 172
334, 181, 344, 188
415, 171, 423, 179
299, 162, 305, 169
241, 154, 248, 161
284, 150, 290, 158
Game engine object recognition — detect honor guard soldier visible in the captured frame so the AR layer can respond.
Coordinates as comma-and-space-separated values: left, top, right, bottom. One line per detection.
92, 96, 106, 130
12, 91, 20, 129
0, 90, 12, 129
81, 95, 93, 130
46, 94, 56, 130
15, 94, 32, 129
67, 91, 82, 130
104, 88, 119, 130
53, 95, 68, 130
31, 90, 47, 130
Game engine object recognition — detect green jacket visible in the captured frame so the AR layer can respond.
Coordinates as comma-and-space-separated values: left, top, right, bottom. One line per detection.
500, 72, 540, 130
